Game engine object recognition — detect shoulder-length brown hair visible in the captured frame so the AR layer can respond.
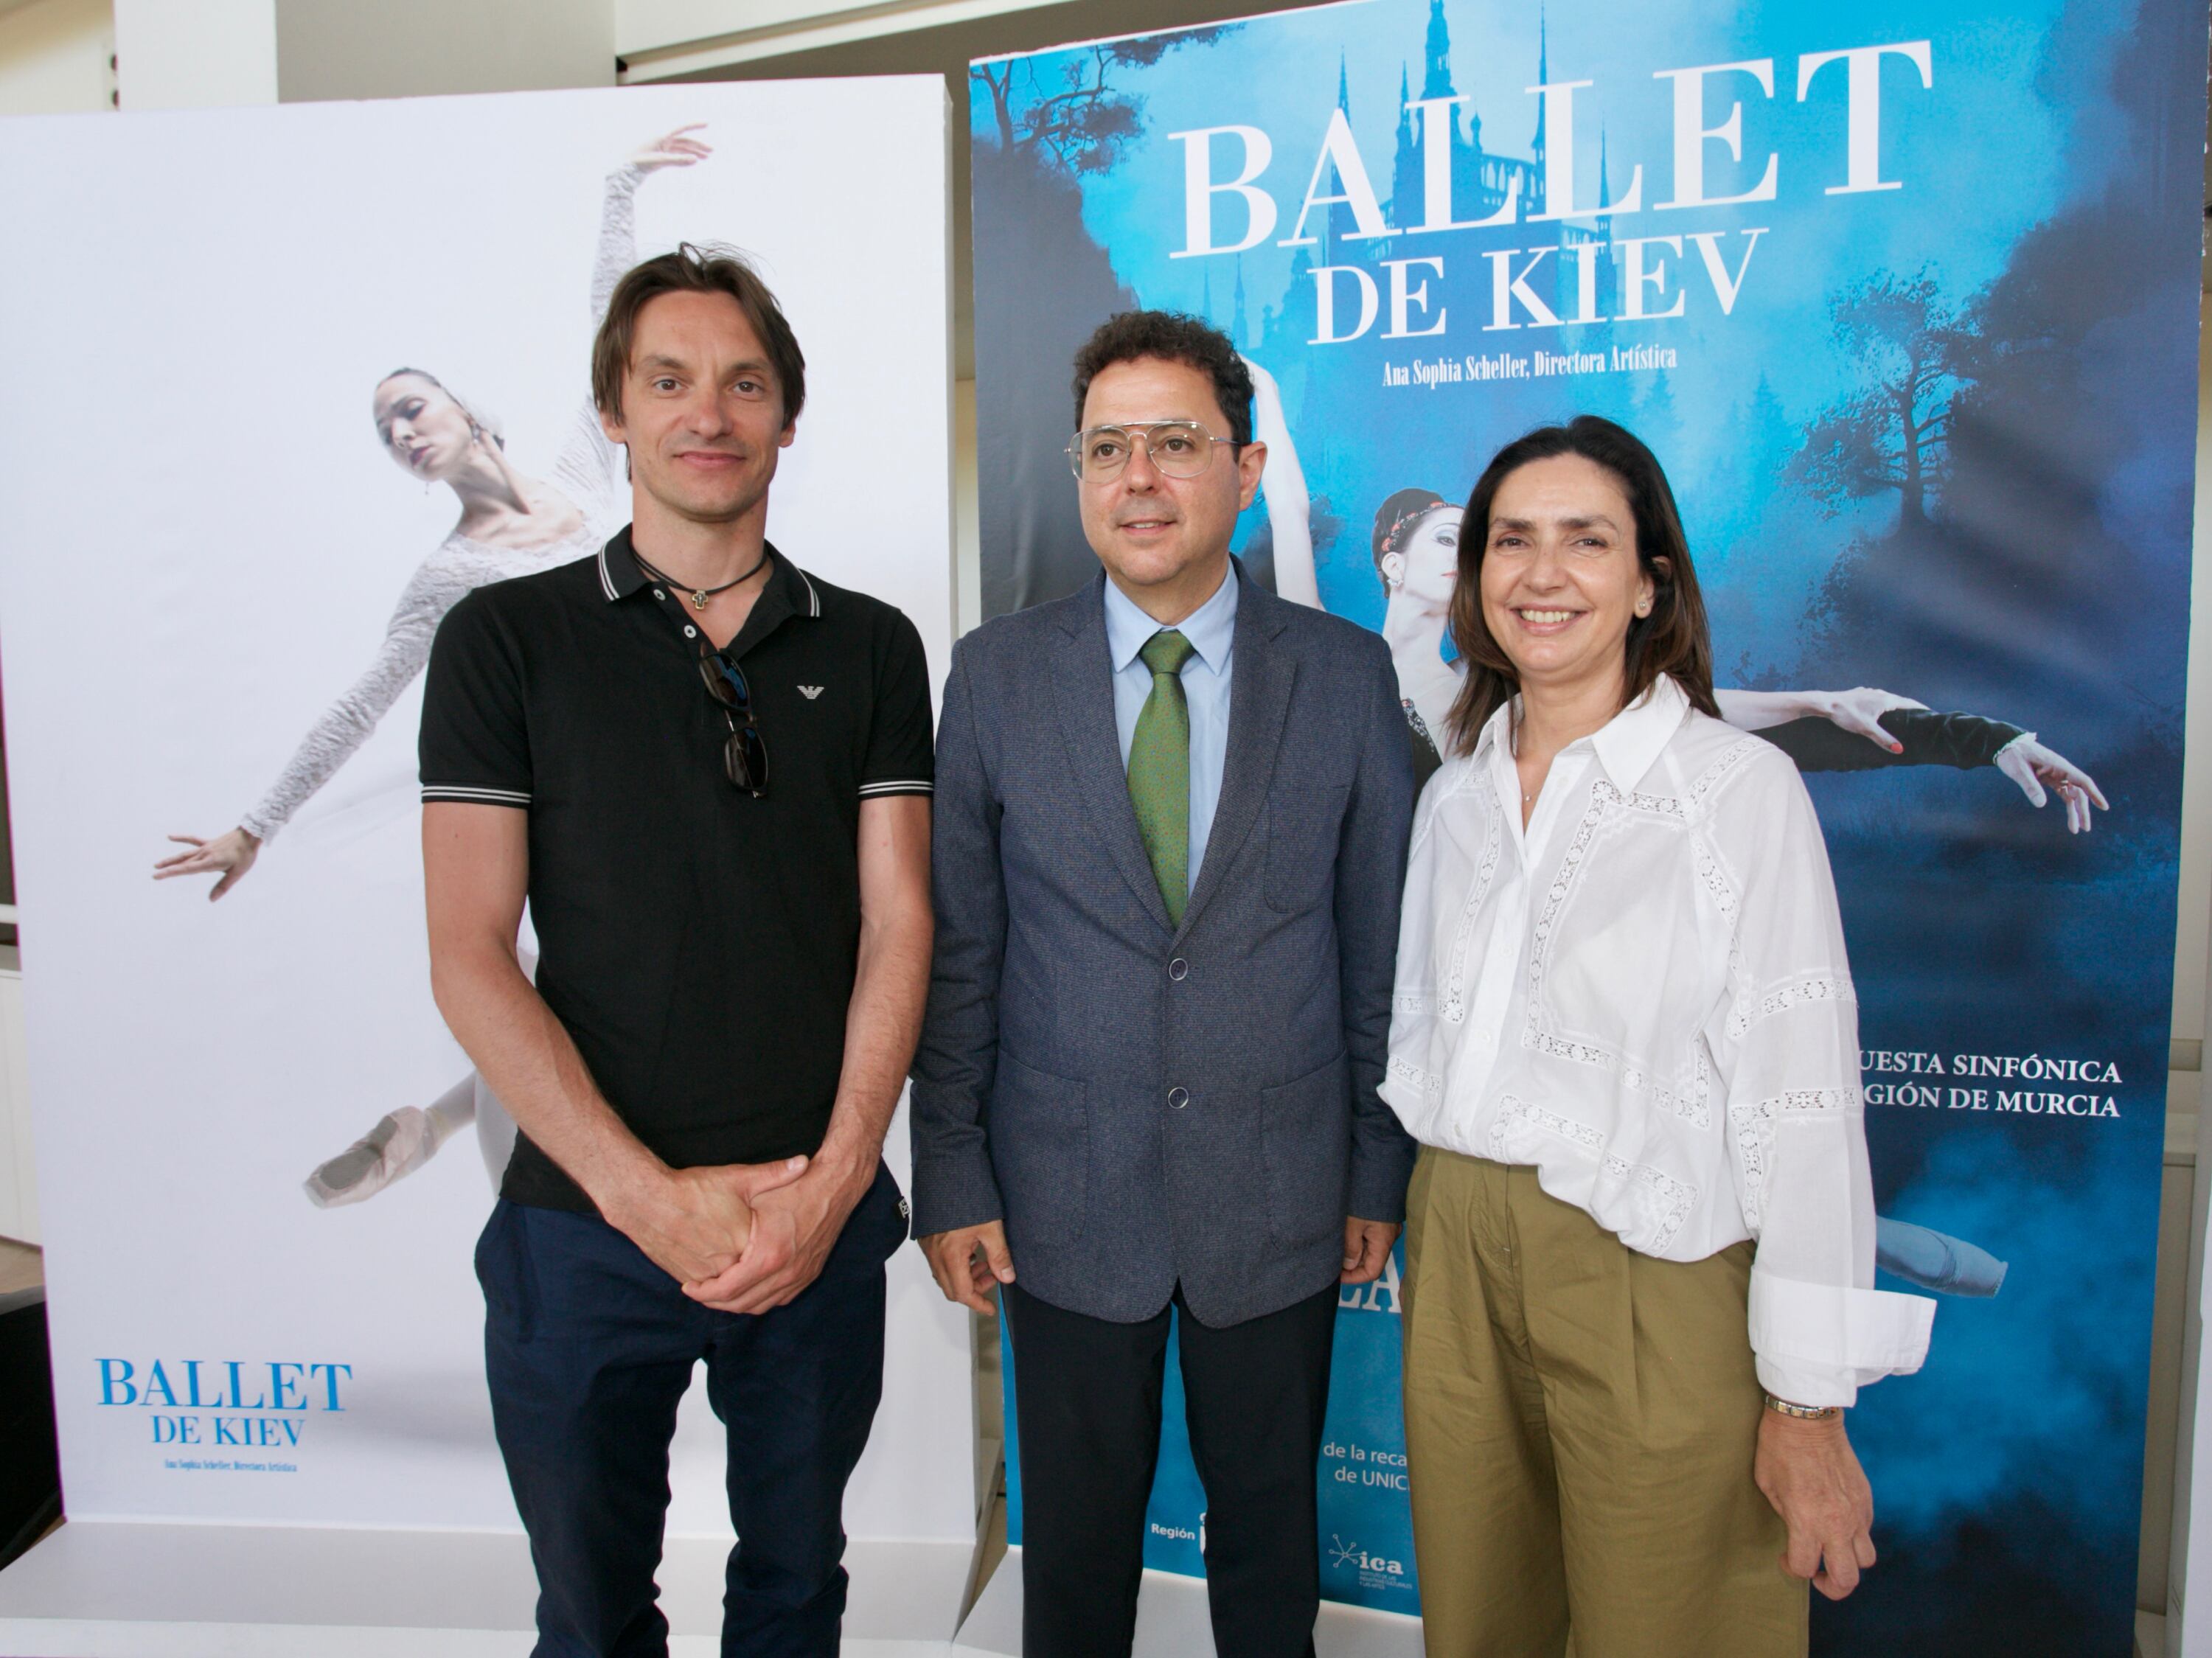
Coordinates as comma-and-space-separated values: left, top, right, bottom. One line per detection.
1444, 415, 1718, 756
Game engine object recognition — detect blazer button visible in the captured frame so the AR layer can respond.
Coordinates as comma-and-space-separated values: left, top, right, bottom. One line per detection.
1167, 1087, 1189, 1110
1168, 958, 1189, 981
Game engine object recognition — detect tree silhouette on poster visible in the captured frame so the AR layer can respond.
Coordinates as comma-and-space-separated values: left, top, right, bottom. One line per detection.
974, 31, 1230, 175
1791, 271, 1971, 527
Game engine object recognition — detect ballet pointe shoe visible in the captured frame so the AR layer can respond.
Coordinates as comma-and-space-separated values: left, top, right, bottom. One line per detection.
302, 1104, 458, 1208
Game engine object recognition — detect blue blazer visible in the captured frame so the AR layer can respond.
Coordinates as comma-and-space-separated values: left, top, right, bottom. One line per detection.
909, 565, 1416, 1327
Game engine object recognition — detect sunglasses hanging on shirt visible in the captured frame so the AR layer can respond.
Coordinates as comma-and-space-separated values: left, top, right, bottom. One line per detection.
696, 641, 771, 798
627, 548, 773, 798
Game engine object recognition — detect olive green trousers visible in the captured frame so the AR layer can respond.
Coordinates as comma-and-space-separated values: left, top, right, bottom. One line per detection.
1401, 1147, 1807, 1658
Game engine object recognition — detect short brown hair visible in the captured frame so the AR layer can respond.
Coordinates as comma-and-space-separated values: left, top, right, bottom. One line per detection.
1071, 310, 1254, 445
591, 243, 806, 425
1445, 416, 1718, 755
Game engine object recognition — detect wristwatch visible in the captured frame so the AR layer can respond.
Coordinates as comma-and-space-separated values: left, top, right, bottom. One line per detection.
1764, 1393, 1841, 1421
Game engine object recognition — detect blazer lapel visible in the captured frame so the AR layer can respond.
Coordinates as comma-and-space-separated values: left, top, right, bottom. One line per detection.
1050, 577, 1177, 935
1179, 571, 1293, 938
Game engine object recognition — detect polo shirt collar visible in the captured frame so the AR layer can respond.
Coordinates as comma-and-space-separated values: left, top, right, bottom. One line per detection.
596, 526, 821, 621
1103, 563, 1238, 676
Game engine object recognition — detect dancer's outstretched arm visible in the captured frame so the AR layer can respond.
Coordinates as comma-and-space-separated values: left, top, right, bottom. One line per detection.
156, 563, 459, 896
1725, 687, 2109, 832
554, 126, 717, 534
157, 130, 715, 901
1717, 686, 1924, 750
1245, 357, 1318, 608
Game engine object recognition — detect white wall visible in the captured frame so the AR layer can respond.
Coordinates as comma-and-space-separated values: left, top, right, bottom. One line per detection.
273, 0, 612, 102
0, 958, 33, 1244
2161, 296, 2212, 1654
618, 0, 1033, 76
16, 0, 612, 113
0, 0, 111, 116
2179, 293, 2212, 1065
112, 0, 273, 108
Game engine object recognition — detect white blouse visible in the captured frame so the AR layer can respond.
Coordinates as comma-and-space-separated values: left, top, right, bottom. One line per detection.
1382, 674, 1933, 1407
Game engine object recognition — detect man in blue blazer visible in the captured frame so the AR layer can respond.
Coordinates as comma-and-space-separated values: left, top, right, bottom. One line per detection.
911, 311, 1416, 1658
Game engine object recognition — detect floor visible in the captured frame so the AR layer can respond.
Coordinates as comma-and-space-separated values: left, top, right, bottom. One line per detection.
0, 1517, 1436, 1658
0, 1278, 2176, 1657
0, 1523, 985, 1657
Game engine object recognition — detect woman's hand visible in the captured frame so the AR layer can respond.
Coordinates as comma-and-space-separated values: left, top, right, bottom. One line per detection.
1756, 1409, 1876, 1600
1994, 736, 2109, 833
1810, 687, 1927, 753
153, 828, 262, 900
1715, 686, 1923, 743
631, 124, 712, 173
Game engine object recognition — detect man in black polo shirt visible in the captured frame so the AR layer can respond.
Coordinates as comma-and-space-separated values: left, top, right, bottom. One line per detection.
418, 244, 934, 1657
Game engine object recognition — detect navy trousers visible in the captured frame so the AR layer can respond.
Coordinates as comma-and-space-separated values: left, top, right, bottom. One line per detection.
476, 1165, 908, 1658
1004, 1278, 1340, 1658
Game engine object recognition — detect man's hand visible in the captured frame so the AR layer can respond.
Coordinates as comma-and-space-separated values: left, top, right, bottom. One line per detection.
1341, 1217, 1399, 1284
683, 1159, 872, 1316
605, 1157, 809, 1287
921, 1221, 1015, 1314
1755, 1407, 1876, 1600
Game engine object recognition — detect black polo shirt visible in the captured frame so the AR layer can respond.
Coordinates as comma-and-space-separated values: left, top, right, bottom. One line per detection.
418, 529, 934, 1214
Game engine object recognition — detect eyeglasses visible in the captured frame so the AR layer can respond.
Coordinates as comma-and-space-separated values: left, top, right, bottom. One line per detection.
696, 640, 769, 797
1065, 421, 1234, 483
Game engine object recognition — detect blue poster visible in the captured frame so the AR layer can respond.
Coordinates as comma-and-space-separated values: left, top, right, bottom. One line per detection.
973, 0, 2205, 1648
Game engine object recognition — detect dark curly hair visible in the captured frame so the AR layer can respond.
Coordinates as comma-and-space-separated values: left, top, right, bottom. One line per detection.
1070, 310, 1254, 445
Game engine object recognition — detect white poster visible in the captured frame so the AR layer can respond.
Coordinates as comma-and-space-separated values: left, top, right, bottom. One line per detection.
0, 79, 968, 1541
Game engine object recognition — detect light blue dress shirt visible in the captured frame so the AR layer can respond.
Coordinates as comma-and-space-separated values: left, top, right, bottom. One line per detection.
1102, 568, 1237, 896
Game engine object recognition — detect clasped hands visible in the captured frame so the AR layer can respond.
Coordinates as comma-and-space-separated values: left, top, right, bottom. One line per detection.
921, 1215, 1400, 1315
609, 1153, 864, 1316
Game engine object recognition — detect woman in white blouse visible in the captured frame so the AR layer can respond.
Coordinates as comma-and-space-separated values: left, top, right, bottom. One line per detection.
1382, 416, 1933, 1657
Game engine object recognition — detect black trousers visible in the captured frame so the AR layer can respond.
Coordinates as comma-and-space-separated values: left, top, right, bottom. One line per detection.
476, 1166, 907, 1658
1004, 1278, 1340, 1658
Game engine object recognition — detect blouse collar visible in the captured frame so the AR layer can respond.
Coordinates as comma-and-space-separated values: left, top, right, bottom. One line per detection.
1474, 673, 1693, 793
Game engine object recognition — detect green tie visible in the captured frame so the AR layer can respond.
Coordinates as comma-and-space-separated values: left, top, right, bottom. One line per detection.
1128, 629, 1197, 926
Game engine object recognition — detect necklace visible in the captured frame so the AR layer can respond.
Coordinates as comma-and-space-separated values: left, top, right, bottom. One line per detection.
633, 546, 769, 611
